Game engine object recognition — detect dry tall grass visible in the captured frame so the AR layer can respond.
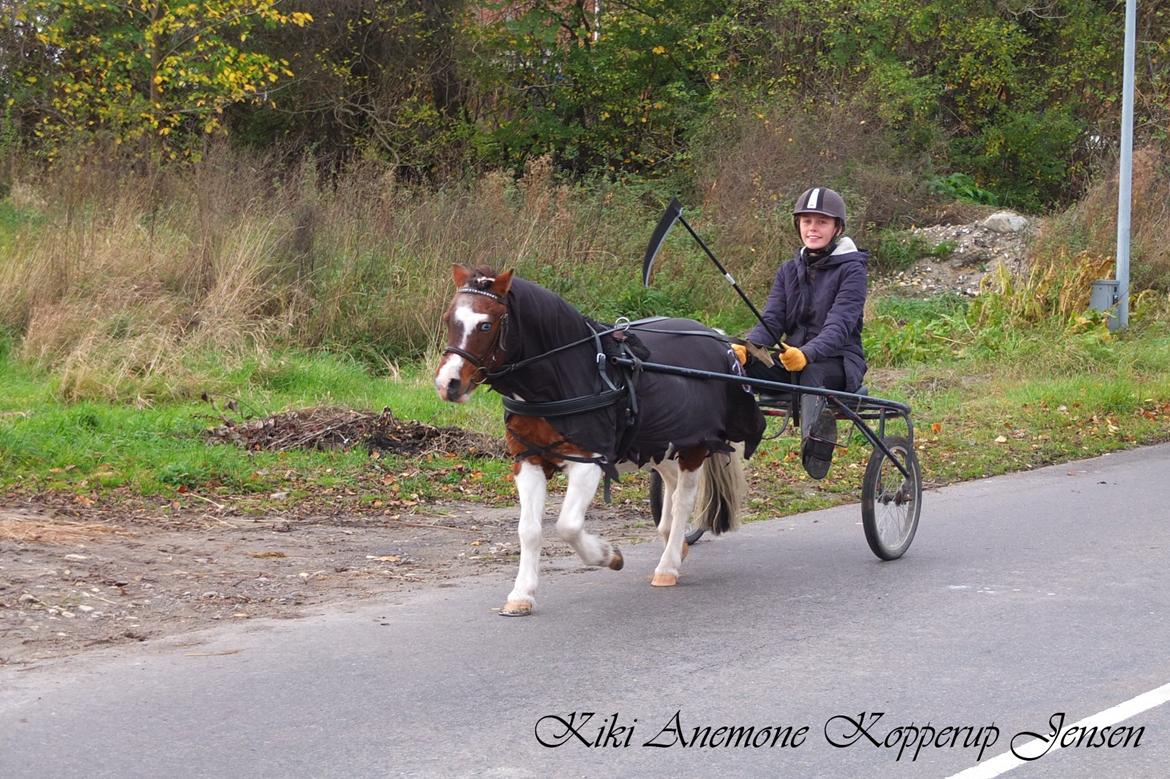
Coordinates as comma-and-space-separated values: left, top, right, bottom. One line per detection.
1032, 145, 1170, 291
0, 150, 647, 400
691, 100, 930, 293
973, 251, 1116, 326
6, 140, 1166, 403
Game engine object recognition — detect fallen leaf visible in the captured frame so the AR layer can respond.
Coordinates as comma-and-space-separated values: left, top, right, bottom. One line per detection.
994, 435, 1008, 443
247, 551, 286, 559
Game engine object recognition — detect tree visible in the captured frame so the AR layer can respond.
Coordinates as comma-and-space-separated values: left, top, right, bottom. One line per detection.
228, 0, 474, 179
464, 0, 732, 175
4, 0, 311, 160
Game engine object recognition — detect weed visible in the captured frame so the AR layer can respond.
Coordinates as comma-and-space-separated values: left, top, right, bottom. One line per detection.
870, 228, 949, 275
928, 172, 1000, 206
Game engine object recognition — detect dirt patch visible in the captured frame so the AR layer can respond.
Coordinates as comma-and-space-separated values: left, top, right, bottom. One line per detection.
0, 499, 658, 667
0, 513, 131, 544
204, 406, 507, 458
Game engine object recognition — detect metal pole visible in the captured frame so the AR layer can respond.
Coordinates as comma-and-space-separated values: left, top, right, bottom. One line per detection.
676, 216, 786, 350
1116, 0, 1137, 330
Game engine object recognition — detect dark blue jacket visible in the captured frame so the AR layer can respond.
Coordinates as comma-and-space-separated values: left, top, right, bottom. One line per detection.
747, 237, 868, 392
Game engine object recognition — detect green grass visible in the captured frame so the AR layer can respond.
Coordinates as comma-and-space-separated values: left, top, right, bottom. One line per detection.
0, 199, 43, 254
0, 350, 512, 505
1, 290, 1169, 519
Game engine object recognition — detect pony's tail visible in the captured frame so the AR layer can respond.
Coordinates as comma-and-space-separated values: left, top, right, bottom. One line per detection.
694, 443, 748, 535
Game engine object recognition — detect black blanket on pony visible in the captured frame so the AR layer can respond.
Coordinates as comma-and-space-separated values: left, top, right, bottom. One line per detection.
489, 278, 765, 475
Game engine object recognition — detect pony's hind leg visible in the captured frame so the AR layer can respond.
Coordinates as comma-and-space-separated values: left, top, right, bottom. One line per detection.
652, 461, 678, 547
652, 450, 706, 587
555, 462, 624, 571
502, 460, 547, 616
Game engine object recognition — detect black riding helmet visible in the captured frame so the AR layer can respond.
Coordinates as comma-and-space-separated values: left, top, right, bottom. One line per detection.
792, 186, 847, 236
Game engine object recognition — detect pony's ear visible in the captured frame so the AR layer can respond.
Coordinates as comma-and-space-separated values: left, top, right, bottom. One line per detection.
452, 264, 472, 287
490, 269, 514, 297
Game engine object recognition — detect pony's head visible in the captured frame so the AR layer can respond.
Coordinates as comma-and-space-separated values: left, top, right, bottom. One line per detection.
435, 264, 513, 402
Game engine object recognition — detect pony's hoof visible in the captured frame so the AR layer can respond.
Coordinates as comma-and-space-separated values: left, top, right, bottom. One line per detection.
500, 600, 533, 616
608, 548, 624, 570
651, 572, 678, 587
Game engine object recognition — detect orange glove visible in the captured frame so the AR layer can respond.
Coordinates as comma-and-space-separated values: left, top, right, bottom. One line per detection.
779, 343, 808, 372
731, 343, 748, 366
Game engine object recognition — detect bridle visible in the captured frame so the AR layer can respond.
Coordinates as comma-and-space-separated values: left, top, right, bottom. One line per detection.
441, 287, 510, 382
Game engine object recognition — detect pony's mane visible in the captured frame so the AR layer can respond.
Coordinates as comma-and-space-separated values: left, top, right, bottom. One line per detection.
467, 265, 501, 293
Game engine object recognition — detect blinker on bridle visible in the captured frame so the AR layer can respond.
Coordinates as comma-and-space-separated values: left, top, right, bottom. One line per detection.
442, 286, 509, 379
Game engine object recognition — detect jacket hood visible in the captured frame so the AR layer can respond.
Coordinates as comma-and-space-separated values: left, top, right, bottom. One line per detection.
802, 237, 867, 268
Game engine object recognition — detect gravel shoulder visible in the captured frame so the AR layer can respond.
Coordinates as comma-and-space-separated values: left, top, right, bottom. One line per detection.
0, 499, 658, 667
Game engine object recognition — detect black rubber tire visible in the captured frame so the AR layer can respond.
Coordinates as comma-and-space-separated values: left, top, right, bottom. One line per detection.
648, 470, 706, 545
861, 435, 922, 560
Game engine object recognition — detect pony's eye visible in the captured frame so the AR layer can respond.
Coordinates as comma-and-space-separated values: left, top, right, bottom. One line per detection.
478, 322, 493, 332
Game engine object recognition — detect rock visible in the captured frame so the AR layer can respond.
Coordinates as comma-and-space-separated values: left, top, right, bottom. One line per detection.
881, 215, 1039, 298
981, 211, 1030, 233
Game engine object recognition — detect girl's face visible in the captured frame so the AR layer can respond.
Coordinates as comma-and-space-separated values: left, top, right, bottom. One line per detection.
798, 214, 838, 251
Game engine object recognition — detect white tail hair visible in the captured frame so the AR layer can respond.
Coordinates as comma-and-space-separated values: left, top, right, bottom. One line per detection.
693, 442, 748, 535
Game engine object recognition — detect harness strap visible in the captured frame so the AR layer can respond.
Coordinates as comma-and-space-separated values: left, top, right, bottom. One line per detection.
502, 387, 626, 418
503, 338, 653, 505
627, 324, 734, 341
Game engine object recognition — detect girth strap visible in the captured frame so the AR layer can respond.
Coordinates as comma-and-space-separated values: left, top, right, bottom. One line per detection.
507, 428, 619, 504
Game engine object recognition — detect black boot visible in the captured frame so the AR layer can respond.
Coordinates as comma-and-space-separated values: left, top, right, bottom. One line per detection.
800, 394, 837, 480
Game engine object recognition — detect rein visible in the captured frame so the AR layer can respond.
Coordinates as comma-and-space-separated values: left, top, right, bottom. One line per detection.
487, 316, 669, 380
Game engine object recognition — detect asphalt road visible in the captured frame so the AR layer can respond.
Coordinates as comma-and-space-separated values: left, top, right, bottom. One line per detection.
3, 444, 1170, 778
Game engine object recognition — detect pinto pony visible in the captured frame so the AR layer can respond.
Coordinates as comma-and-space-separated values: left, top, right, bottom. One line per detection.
434, 265, 765, 615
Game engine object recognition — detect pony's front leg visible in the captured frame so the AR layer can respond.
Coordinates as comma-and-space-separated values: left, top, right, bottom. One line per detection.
555, 461, 624, 571
502, 460, 547, 616
652, 465, 700, 587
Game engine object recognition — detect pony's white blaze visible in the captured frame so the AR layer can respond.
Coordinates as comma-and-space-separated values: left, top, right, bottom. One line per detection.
453, 300, 490, 337
433, 300, 491, 400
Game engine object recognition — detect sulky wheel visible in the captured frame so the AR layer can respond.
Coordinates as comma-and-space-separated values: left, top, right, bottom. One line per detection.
648, 470, 707, 545
861, 435, 922, 560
